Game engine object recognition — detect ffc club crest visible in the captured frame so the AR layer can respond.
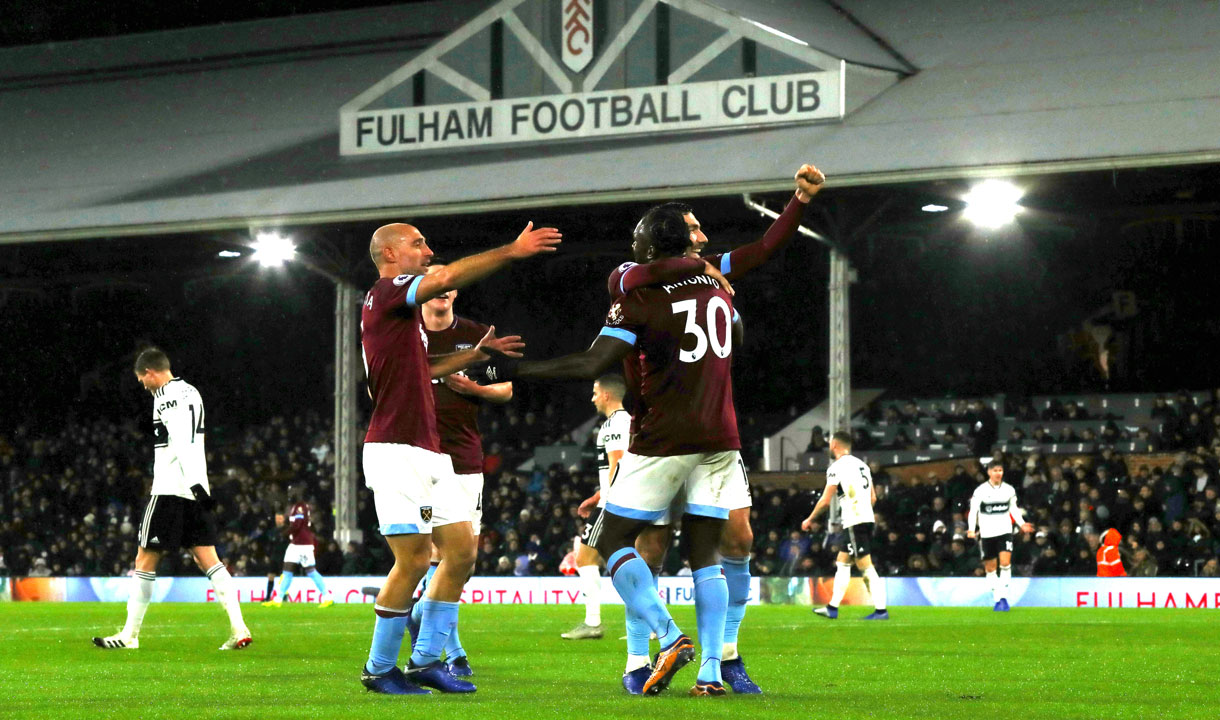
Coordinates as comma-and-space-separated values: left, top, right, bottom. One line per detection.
562, 0, 594, 73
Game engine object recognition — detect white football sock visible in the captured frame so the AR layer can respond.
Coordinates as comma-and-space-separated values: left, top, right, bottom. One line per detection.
987, 569, 1000, 604
626, 654, 651, 672
122, 570, 156, 638
722, 641, 739, 662
830, 562, 852, 608
206, 563, 247, 633
999, 565, 1012, 601
862, 565, 886, 611
576, 565, 601, 626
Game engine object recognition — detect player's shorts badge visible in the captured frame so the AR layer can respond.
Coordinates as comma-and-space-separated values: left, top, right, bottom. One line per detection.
420, 506, 433, 522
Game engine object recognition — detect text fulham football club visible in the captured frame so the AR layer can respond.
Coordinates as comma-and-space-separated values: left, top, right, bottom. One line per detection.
342, 71, 840, 155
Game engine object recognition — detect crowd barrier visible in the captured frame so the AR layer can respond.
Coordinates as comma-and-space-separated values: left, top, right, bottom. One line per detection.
4, 575, 760, 606
6, 575, 1217, 608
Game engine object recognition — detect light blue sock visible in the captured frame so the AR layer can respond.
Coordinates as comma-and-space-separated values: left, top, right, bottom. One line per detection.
693, 565, 728, 684
410, 564, 439, 625
625, 564, 661, 658
276, 571, 294, 600
409, 598, 459, 666
307, 569, 328, 596
365, 605, 409, 675
625, 605, 650, 657
607, 548, 680, 648
721, 556, 751, 646
444, 616, 465, 660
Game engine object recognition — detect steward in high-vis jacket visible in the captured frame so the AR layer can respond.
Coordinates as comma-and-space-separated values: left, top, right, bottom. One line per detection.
1097, 528, 1127, 577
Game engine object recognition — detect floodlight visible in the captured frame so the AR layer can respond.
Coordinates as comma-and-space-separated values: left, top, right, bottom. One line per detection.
251, 232, 296, 267
921, 204, 949, 213
217, 250, 242, 258
962, 180, 1023, 229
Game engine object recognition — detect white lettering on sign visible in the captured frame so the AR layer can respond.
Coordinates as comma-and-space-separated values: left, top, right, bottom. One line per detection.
341, 71, 841, 155
562, 0, 593, 73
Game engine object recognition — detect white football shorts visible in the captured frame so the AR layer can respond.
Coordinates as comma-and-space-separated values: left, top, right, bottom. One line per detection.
603, 450, 748, 522
282, 543, 316, 568
363, 442, 457, 535
434, 472, 484, 532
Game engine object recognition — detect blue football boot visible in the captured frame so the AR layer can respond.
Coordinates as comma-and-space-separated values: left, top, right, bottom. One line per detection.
622, 665, 651, 695
447, 656, 474, 677
814, 605, 838, 619
721, 657, 763, 694
361, 666, 432, 695
998, 598, 1010, 612
407, 659, 477, 693
862, 610, 890, 620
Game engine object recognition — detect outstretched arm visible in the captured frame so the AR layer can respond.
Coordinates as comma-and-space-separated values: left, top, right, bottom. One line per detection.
721, 164, 826, 279
413, 222, 562, 304
430, 326, 524, 377
513, 335, 633, 381
613, 259, 734, 300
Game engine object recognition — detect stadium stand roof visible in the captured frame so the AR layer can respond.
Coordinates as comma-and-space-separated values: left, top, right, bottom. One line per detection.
3, 0, 1220, 241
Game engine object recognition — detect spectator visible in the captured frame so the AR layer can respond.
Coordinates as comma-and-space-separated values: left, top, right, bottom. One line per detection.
1129, 547, 1158, 577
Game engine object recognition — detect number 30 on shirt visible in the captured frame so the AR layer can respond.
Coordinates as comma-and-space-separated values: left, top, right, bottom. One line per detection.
672, 297, 732, 363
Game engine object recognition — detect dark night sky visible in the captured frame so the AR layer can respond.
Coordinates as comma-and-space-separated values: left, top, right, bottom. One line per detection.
3, 163, 1219, 430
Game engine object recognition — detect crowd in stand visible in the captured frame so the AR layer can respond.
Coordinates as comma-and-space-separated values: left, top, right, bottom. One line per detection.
850, 390, 1220, 454
3, 391, 1219, 581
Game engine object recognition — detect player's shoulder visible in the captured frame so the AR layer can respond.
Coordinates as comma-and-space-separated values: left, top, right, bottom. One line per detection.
607, 261, 638, 300
608, 408, 632, 428
159, 378, 197, 401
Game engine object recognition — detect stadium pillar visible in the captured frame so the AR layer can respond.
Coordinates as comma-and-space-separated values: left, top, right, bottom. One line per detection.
827, 250, 853, 440
334, 282, 363, 545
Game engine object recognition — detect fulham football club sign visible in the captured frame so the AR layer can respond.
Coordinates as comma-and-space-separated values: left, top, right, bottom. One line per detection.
562, 0, 593, 73
339, 0, 851, 156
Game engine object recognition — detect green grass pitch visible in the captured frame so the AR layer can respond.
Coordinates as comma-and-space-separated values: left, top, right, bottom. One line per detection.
0, 603, 1213, 719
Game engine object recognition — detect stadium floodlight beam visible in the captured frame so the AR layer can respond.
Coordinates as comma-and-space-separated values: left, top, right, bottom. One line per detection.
251, 231, 296, 267
962, 179, 1023, 229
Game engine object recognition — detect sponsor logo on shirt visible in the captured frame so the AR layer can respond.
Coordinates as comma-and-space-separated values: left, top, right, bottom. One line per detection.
606, 303, 624, 326
393, 274, 414, 286
981, 502, 1009, 513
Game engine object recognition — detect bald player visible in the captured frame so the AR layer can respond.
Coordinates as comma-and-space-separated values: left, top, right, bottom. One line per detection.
359, 221, 559, 696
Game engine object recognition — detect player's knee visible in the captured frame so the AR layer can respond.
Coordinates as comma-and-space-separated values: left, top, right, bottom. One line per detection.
719, 525, 753, 558
593, 512, 642, 559
447, 541, 478, 569
682, 513, 725, 570
391, 547, 431, 579
635, 528, 668, 567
